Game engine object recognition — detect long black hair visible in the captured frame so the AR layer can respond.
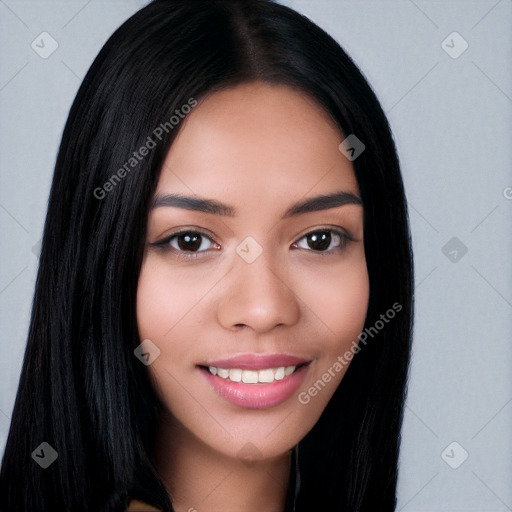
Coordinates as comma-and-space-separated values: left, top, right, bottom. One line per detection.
0, 1, 413, 510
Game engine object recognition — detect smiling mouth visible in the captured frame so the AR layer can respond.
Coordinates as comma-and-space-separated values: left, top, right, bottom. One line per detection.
198, 362, 310, 384
197, 359, 312, 409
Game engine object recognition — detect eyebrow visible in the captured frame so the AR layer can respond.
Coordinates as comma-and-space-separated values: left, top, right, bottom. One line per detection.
151, 191, 362, 218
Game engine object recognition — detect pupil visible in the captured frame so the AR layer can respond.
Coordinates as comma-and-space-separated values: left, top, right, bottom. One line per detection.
308, 231, 331, 251
178, 233, 201, 251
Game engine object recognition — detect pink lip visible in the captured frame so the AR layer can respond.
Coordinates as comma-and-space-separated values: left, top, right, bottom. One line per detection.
199, 363, 311, 409
202, 353, 310, 370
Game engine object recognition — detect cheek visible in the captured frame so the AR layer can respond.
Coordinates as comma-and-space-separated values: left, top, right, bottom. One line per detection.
298, 257, 369, 352
136, 257, 200, 409
136, 255, 212, 341
293, 259, 369, 414
137, 260, 172, 342
135, 257, 199, 392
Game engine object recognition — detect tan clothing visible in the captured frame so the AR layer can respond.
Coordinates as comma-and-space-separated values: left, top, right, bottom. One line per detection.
126, 498, 163, 511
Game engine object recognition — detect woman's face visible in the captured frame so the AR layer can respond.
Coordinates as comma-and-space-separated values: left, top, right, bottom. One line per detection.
137, 81, 369, 461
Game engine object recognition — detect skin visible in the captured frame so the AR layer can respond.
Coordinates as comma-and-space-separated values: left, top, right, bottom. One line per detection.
136, 81, 369, 512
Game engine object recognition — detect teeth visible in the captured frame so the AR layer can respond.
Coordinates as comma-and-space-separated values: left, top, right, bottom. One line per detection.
207, 365, 297, 383
229, 368, 242, 382
284, 365, 295, 376
258, 369, 274, 383
242, 370, 258, 383
217, 368, 229, 378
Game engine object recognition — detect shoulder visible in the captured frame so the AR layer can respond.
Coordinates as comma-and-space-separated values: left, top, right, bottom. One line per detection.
126, 498, 163, 511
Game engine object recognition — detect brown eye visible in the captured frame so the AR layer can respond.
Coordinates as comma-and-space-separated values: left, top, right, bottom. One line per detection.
294, 229, 350, 253
151, 230, 217, 256
167, 231, 215, 253
306, 231, 332, 251
174, 233, 203, 252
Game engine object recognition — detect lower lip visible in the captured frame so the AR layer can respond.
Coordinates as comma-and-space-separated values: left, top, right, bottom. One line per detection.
200, 364, 310, 409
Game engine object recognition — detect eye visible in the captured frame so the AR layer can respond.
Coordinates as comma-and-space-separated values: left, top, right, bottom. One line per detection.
169, 232, 213, 252
150, 230, 218, 258
293, 229, 352, 254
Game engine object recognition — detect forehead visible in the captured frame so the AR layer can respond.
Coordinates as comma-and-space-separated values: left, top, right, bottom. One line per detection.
156, 81, 359, 205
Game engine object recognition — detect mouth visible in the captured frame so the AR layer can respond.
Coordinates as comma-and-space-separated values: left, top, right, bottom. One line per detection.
197, 354, 312, 409
198, 362, 309, 384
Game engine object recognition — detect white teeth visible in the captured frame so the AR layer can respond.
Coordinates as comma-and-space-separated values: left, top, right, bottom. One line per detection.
258, 369, 274, 383
284, 365, 295, 376
229, 368, 242, 382
207, 365, 298, 383
217, 368, 229, 378
242, 370, 258, 383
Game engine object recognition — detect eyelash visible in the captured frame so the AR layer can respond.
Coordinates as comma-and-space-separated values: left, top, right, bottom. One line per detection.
150, 227, 354, 261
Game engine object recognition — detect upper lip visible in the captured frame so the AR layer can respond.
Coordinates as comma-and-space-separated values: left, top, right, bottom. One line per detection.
200, 353, 311, 370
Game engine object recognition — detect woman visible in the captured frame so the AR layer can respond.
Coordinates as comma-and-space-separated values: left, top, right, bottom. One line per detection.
0, 1, 413, 511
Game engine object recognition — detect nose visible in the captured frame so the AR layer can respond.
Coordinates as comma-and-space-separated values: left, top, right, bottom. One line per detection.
216, 248, 301, 333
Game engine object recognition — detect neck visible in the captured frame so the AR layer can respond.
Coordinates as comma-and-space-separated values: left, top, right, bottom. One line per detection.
152, 414, 293, 512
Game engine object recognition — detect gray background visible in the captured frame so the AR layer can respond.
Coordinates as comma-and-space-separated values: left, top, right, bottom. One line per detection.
1, 0, 511, 510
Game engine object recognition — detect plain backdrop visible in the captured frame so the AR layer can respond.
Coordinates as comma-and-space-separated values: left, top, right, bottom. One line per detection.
0, 1, 511, 510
